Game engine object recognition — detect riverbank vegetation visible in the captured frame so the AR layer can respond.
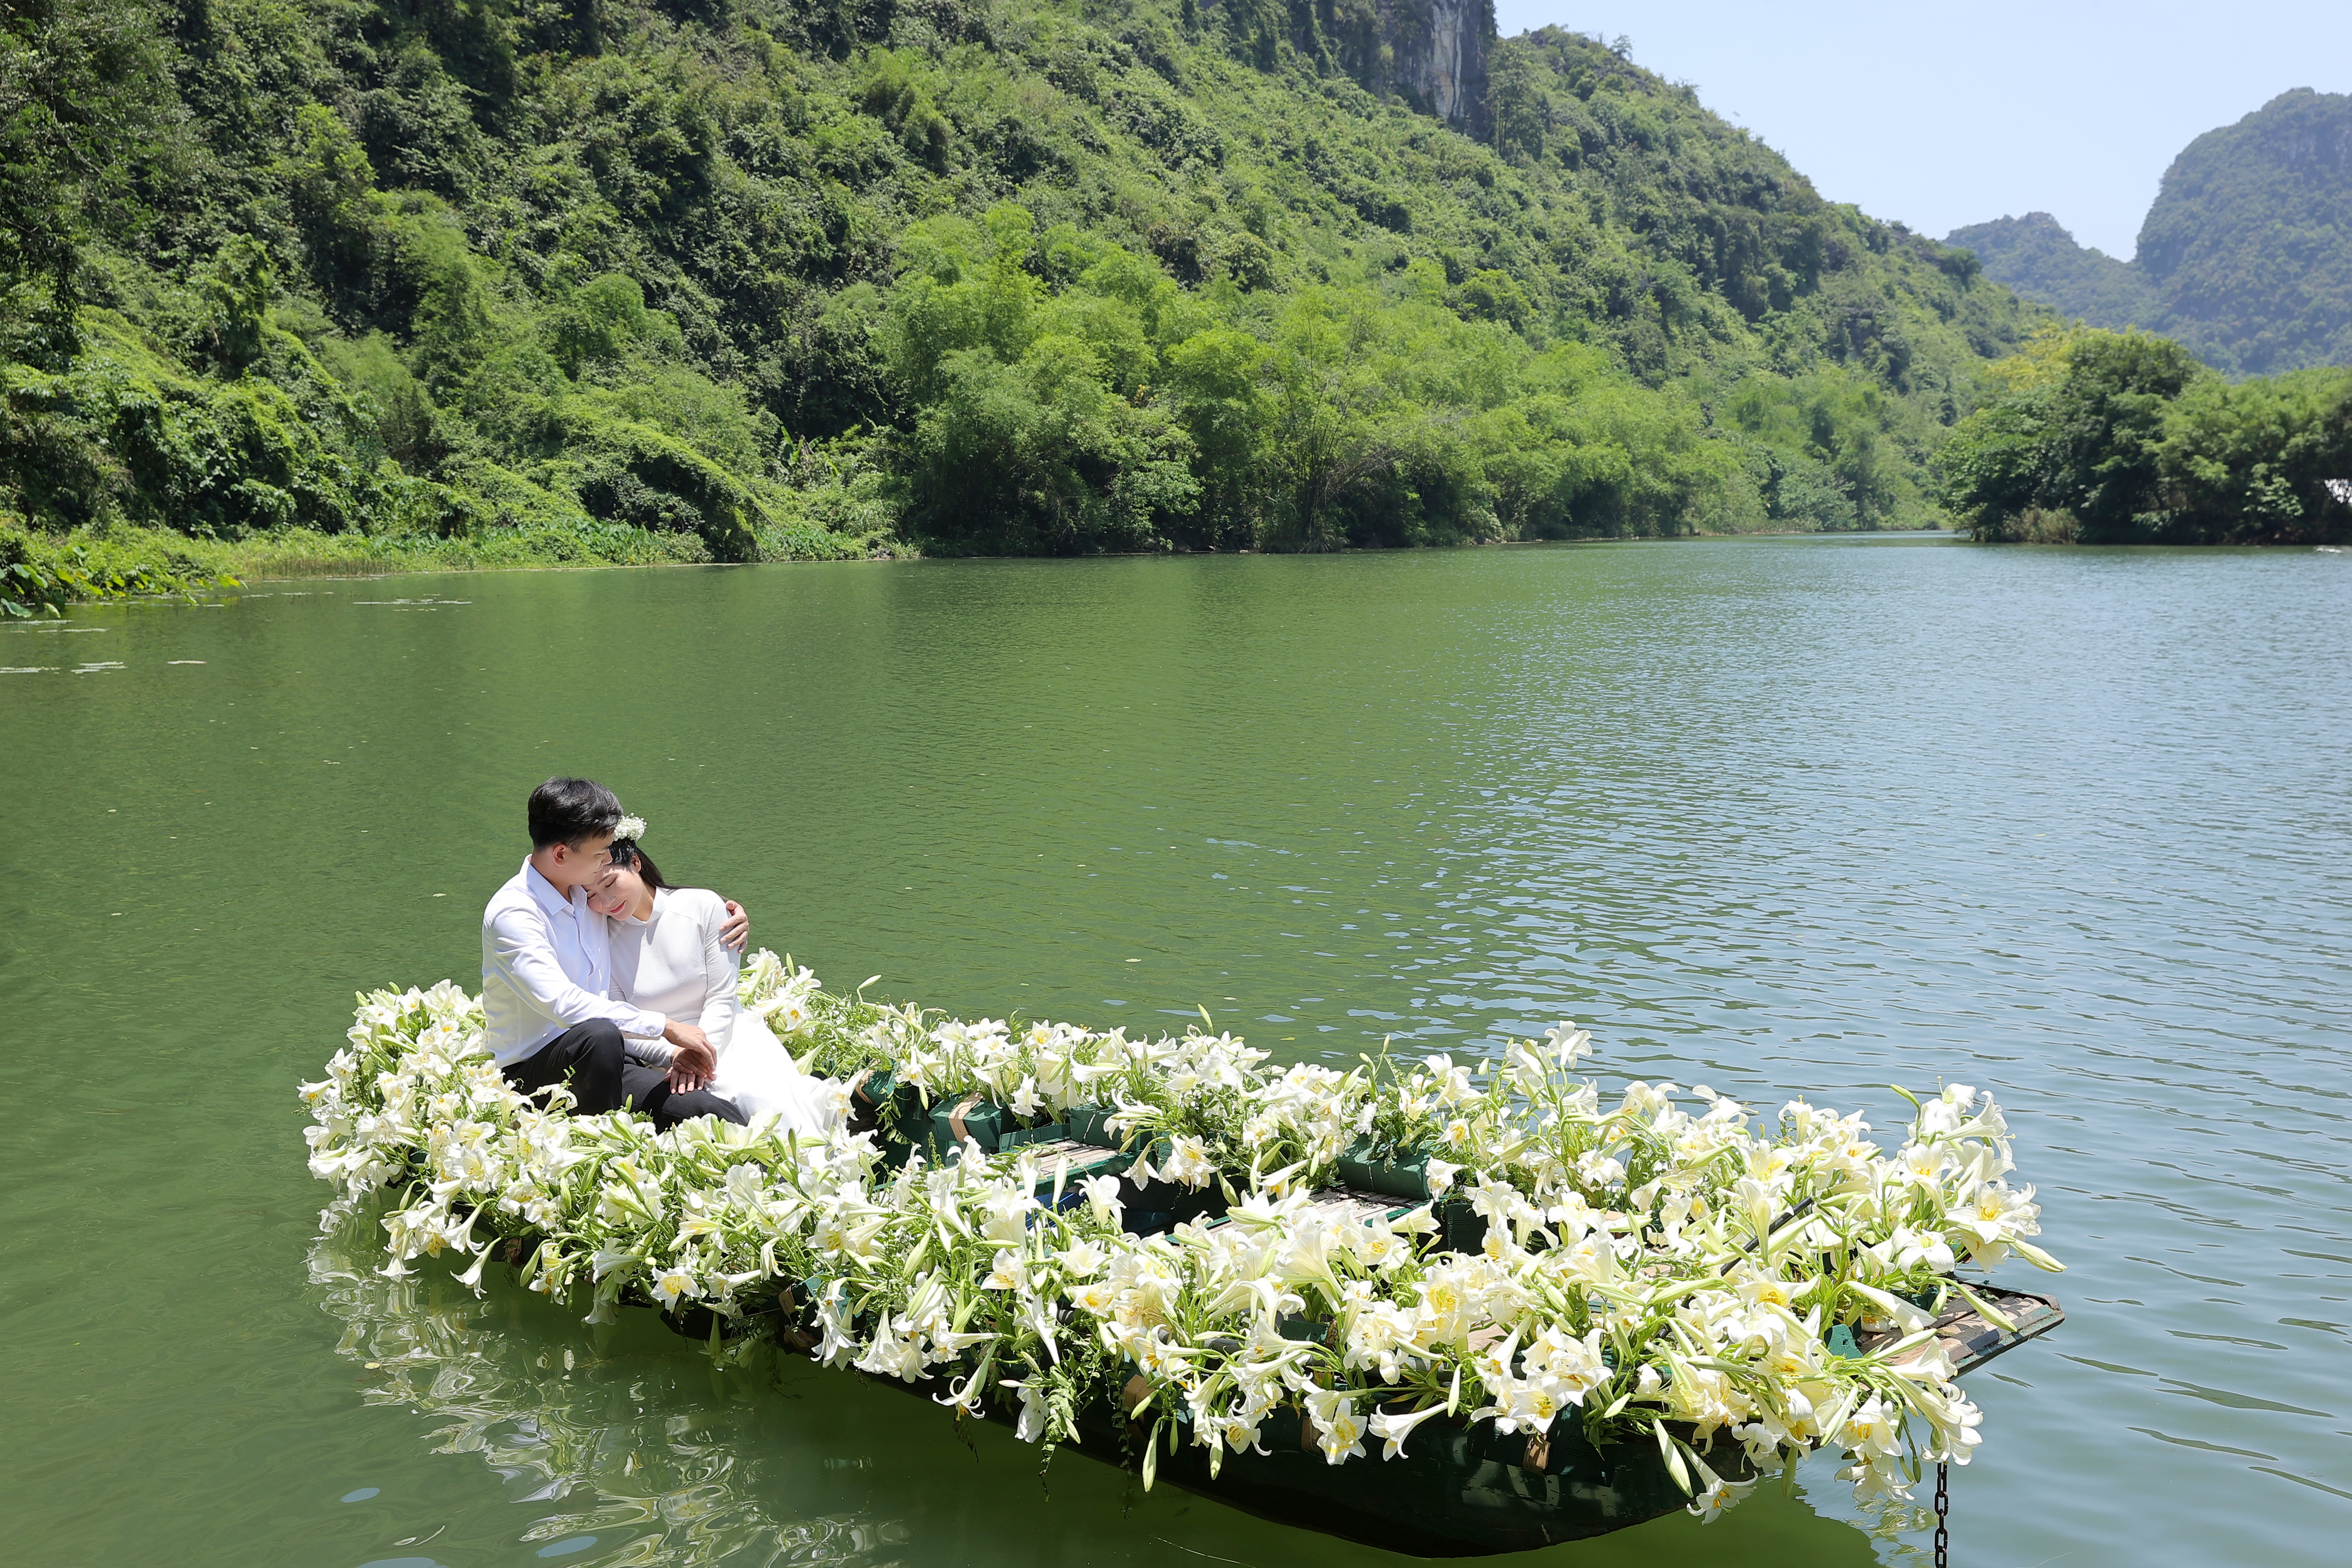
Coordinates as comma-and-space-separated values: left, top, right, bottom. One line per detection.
1938, 327, 2352, 544
0, 515, 742, 618
3, 0, 2054, 606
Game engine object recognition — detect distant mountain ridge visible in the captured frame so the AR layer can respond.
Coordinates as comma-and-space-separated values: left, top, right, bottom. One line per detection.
1939, 213, 2156, 332
1949, 89, 2352, 375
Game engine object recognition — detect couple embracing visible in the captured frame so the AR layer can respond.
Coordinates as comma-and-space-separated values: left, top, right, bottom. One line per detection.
481, 776, 832, 1134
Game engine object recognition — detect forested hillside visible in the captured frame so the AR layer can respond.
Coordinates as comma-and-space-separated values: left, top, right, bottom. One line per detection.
3, 0, 2049, 595
1950, 90, 2352, 378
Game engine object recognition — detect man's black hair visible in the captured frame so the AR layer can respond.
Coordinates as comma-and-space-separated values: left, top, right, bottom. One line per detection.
528, 777, 622, 849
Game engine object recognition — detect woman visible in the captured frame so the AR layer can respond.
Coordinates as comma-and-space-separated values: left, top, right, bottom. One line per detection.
587, 821, 834, 1137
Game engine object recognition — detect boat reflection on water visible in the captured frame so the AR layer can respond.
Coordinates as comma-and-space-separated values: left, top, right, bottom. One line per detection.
307, 1214, 909, 1568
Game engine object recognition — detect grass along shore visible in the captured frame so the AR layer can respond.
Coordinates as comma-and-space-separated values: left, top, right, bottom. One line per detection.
0, 518, 903, 616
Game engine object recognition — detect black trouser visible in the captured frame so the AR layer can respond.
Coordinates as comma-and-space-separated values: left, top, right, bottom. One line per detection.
619, 1060, 746, 1128
504, 1020, 744, 1128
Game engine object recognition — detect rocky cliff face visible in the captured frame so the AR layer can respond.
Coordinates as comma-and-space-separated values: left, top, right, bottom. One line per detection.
1360, 0, 1493, 136
1209, 0, 1494, 138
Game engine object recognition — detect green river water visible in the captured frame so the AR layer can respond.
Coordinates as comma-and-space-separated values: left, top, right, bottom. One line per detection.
3, 539, 2347, 1566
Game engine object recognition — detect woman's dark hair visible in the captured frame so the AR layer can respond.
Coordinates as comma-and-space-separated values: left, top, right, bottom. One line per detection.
528, 777, 621, 848
610, 839, 674, 892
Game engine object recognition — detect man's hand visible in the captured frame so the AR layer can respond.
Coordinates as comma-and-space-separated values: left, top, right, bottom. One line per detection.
720, 899, 750, 952
663, 1019, 717, 1091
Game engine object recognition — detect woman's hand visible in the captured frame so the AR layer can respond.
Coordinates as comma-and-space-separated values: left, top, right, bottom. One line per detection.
663, 1019, 718, 1091
720, 899, 750, 951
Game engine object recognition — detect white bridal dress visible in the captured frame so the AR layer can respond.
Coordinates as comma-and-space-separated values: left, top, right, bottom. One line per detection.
607, 886, 834, 1136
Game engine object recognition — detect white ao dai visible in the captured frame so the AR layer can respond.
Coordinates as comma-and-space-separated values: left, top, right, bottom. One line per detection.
607, 886, 833, 1136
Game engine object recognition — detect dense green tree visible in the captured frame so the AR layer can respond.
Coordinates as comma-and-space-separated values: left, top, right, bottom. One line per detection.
0, 0, 173, 356
1939, 327, 2352, 544
2154, 369, 2352, 542
2138, 89, 2352, 377
1943, 214, 2159, 341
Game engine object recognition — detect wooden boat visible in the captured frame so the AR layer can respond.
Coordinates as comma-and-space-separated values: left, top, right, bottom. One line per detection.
841, 1166, 2060, 1555
962, 1261, 2064, 1556
526, 1096, 2069, 1558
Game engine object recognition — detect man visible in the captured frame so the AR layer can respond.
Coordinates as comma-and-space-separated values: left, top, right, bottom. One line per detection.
483, 776, 748, 1127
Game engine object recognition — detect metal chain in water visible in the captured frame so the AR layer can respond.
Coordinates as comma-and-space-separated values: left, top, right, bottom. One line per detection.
1933, 1460, 1950, 1568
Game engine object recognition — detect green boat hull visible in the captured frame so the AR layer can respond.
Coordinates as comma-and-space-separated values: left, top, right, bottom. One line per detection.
920, 1375, 1712, 1556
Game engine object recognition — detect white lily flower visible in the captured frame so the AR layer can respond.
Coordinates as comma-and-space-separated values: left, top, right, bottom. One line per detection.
1081, 1174, 1125, 1227
1366, 1399, 1442, 1462
1163, 1134, 1216, 1189
1009, 1075, 1044, 1117
1003, 1378, 1051, 1442
1543, 1021, 1592, 1066
651, 1262, 701, 1306
1687, 1473, 1751, 1523
1069, 1274, 1122, 1318
1890, 1225, 1955, 1272
983, 1249, 1029, 1292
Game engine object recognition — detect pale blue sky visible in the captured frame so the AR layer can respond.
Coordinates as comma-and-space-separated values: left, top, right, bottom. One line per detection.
1491, 1, 2352, 259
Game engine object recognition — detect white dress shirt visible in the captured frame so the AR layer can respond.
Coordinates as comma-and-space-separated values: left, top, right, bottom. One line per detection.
607, 888, 738, 1068
481, 860, 668, 1067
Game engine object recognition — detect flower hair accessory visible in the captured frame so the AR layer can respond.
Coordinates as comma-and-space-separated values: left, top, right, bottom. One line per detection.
612, 813, 647, 846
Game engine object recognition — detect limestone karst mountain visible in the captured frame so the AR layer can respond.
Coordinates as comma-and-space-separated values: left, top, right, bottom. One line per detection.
1950, 89, 2352, 376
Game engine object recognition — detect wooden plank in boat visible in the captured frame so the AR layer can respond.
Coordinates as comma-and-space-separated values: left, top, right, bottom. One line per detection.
1204, 1186, 1430, 1231
1004, 1135, 1133, 1174
1860, 1285, 2066, 1375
